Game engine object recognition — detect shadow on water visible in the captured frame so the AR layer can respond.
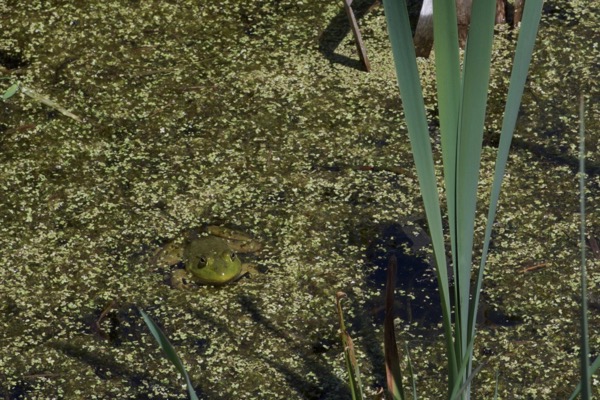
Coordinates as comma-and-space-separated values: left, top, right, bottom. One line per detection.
364, 220, 524, 334
352, 220, 526, 390
484, 127, 600, 179
81, 296, 336, 399
77, 302, 213, 399
48, 340, 188, 400
237, 294, 351, 399
366, 220, 445, 331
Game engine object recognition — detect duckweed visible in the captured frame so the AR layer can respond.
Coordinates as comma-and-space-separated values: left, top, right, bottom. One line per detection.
0, 0, 598, 398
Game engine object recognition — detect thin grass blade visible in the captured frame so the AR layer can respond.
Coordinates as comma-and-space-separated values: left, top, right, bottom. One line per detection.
403, 342, 417, 400
577, 94, 592, 399
384, 256, 405, 400
20, 85, 83, 122
335, 292, 365, 400
493, 370, 499, 399
569, 355, 600, 400
139, 308, 199, 400
450, 325, 480, 397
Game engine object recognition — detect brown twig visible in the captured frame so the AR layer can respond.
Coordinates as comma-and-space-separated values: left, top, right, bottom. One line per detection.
516, 262, 548, 274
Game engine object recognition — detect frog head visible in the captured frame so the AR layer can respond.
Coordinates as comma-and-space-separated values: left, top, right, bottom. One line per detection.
183, 236, 243, 285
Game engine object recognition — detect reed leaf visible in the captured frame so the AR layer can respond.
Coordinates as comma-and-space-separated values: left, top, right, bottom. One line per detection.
382, 0, 456, 385
431, 1, 460, 341
451, 0, 495, 362
2, 82, 20, 100
467, 0, 544, 380
383, 0, 543, 397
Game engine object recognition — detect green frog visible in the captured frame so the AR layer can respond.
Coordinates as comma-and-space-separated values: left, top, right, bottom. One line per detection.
155, 226, 262, 289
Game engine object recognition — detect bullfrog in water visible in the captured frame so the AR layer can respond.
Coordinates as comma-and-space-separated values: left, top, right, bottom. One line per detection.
155, 226, 262, 289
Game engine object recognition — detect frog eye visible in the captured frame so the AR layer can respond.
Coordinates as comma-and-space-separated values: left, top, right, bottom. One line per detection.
198, 257, 207, 267
230, 252, 237, 260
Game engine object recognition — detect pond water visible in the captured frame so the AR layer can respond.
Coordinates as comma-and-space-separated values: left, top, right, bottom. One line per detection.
0, 0, 598, 398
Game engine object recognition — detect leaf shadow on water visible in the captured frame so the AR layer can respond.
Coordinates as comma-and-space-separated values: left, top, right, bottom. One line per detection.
236, 294, 351, 399
365, 220, 446, 334
356, 220, 525, 383
74, 302, 210, 399
48, 340, 188, 400
484, 127, 600, 179
72, 286, 349, 398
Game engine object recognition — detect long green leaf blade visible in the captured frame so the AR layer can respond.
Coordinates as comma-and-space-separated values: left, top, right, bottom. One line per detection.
469, 0, 544, 366
382, 0, 457, 385
454, 0, 496, 361
432, 0, 460, 304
